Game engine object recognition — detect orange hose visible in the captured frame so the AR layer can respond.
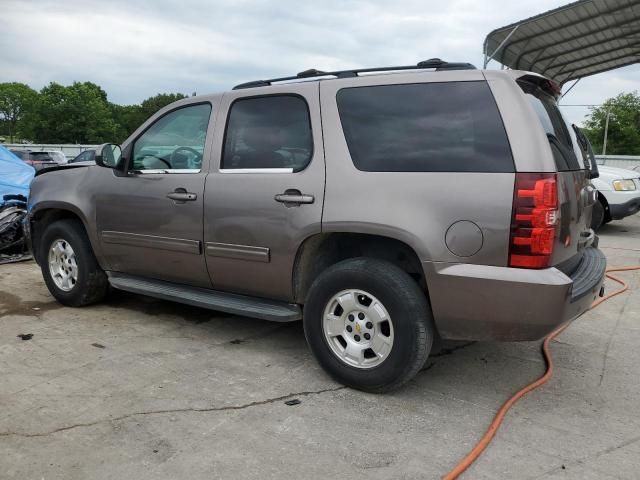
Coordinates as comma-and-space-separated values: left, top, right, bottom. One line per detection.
443, 265, 640, 480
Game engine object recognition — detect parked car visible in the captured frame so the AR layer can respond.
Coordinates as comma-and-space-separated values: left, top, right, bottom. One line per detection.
590, 165, 640, 229
68, 149, 95, 163
26, 60, 606, 392
10, 150, 67, 171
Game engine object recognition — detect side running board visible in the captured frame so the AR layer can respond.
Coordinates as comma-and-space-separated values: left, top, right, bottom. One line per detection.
107, 272, 302, 322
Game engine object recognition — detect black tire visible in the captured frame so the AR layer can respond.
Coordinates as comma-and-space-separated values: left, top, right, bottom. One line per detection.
591, 199, 605, 231
303, 257, 433, 393
40, 219, 109, 307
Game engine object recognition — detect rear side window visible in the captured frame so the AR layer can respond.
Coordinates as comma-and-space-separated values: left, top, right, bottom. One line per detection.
519, 82, 580, 171
222, 95, 313, 172
336, 81, 514, 172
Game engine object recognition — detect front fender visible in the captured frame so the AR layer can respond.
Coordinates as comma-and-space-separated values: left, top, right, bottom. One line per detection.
28, 168, 105, 268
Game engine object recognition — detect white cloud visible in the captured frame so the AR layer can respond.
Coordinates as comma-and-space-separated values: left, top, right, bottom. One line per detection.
1, 0, 638, 126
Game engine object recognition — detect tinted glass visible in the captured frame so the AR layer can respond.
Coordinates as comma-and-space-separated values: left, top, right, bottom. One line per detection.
519, 81, 580, 171
132, 103, 211, 171
31, 152, 53, 161
10, 150, 25, 159
336, 82, 513, 172
222, 95, 312, 171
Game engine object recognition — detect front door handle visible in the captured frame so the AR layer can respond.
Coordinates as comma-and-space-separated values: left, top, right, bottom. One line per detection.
167, 188, 197, 203
274, 189, 314, 206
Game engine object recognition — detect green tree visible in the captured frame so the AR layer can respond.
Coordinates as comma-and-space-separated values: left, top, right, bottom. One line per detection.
110, 93, 187, 142
139, 93, 187, 121
23, 82, 119, 143
0, 82, 38, 142
583, 91, 640, 155
110, 103, 142, 143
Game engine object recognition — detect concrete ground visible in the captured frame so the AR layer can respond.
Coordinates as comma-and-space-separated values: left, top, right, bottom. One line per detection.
1, 216, 639, 480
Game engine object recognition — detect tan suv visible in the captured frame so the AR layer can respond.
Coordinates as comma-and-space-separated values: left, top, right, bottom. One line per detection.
27, 60, 606, 392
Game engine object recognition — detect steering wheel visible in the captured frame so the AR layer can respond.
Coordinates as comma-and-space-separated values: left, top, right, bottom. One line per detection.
170, 147, 203, 168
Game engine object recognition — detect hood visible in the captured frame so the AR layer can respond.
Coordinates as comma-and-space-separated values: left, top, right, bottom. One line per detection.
34, 161, 94, 176
597, 165, 640, 179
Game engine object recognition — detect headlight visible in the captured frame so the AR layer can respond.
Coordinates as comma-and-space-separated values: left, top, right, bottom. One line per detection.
612, 179, 637, 191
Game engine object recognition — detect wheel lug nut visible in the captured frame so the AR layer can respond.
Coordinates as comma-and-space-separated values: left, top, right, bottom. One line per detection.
348, 314, 354, 322
354, 335, 361, 342
346, 325, 352, 333
358, 313, 365, 320
364, 333, 371, 340
366, 322, 373, 329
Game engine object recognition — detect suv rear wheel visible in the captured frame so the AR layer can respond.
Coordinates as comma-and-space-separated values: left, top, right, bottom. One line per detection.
304, 258, 433, 392
40, 219, 109, 306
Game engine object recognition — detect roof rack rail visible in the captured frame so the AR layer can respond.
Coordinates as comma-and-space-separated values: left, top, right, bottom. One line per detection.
232, 59, 476, 90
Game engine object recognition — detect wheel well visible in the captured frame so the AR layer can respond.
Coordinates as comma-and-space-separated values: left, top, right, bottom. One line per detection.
292, 233, 425, 304
597, 192, 612, 222
31, 209, 84, 263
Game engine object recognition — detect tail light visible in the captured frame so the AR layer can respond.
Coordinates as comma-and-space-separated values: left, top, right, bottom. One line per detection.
509, 173, 559, 269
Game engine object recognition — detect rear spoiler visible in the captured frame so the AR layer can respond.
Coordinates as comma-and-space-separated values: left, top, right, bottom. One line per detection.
514, 73, 562, 99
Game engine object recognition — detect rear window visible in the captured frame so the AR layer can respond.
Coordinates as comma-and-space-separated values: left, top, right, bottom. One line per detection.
336, 81, 514, 172
519, 81, 581, 171
30, 152, 53, 161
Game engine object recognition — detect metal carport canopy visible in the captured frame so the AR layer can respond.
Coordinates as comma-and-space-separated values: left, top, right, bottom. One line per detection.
484, 0, 640, 85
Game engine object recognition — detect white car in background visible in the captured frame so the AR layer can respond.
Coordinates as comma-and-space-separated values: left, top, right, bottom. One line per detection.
591, 165, 640, 230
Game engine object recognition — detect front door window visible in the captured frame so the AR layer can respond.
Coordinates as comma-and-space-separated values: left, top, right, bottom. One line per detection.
132, 103, 212, 172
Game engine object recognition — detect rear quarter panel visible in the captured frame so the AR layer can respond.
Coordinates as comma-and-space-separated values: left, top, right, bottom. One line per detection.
486, 70, 595, 265
319, 71, 515, 267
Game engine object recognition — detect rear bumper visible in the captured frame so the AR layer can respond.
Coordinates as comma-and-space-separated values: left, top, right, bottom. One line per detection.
426, 247, 606, 341
608, 196, 640, 220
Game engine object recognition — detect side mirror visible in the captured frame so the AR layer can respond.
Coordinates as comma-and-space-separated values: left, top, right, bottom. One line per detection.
95, 143, 122, 169
571, 124, 599, 179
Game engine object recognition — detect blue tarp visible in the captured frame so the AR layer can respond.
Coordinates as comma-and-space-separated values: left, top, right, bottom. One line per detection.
0, 145, 35, 202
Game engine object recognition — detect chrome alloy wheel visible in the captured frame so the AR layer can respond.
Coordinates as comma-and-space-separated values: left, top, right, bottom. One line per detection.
48, 239, 78, 292
322, 289, 395, 368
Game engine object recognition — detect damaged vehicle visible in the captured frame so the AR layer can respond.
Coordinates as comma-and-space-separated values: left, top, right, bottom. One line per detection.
0, 145, 34, 263
26, 61, 606, 392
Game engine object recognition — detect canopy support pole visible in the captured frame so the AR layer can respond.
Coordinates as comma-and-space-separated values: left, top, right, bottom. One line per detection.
560, 78, 581, 99
484, 25, 519, 68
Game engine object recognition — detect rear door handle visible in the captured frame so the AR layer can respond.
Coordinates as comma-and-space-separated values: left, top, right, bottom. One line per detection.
274, 189, 314, 206
167, 188, 197, 203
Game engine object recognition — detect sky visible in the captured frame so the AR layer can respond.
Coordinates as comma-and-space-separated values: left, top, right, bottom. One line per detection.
1, 0, 639, 126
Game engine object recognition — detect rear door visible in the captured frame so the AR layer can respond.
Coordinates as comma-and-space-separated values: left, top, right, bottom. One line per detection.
203, 82, 325, 301
518, 79, 596, 266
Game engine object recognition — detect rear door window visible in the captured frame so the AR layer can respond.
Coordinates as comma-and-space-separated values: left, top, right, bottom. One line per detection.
222, 95, 313, 172
336, 81, 514, 172
519, 82, 581, 171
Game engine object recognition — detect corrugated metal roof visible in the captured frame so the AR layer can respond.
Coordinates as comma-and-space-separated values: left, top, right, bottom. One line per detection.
484, 0, 640, 84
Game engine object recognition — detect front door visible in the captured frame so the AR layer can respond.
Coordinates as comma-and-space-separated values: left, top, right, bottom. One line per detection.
96, 102, 215, 288
204, 82, 325, 301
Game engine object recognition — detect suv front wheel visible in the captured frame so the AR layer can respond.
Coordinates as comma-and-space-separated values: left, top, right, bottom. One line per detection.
304, 258, 433, 392
40, 219, 109, 306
